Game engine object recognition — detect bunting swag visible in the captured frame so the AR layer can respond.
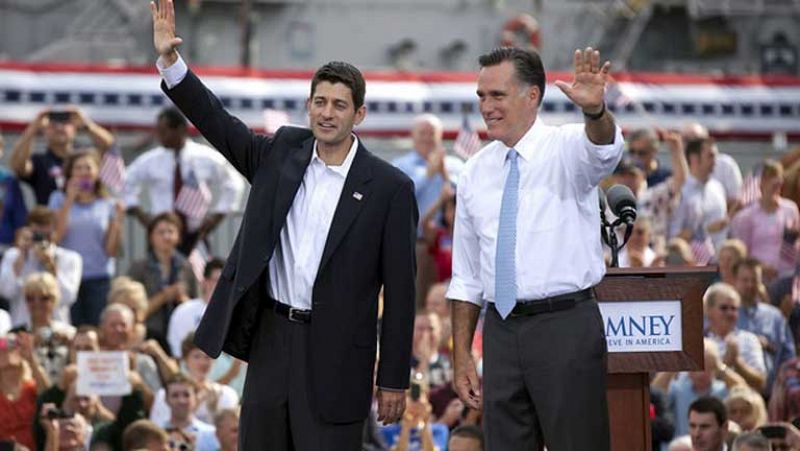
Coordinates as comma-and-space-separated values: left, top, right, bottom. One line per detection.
1, 62, 799, 137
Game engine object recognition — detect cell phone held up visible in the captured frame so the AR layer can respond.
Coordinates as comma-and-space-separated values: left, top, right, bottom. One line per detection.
759, 424, 787, 439
47, 111, 72, 124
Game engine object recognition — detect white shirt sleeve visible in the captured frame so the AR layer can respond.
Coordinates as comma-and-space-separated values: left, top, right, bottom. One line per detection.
561, 124, 625, 193
446, 171, 484, 306
156, 53, 189, 90
0, 248, 22, 301
210, 157, 246, 214
55, 249, 82, 315
122, 153, 151, 209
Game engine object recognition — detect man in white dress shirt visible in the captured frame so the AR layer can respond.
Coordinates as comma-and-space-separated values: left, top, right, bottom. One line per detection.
447, 47, 623, 449
124, 107, 245, 255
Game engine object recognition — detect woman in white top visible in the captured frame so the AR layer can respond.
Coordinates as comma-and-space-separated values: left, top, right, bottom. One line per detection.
150, 331, 238, 426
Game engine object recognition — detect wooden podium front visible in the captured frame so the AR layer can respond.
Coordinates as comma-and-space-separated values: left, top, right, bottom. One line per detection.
597, 267, 715, 451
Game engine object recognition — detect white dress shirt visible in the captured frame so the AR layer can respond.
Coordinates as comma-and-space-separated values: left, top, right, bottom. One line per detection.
123, 140, 245, 232
446, 118, 624, 307
0, 246, 83, 325
711, 152, 743, 202
268, 139, 359, 310
669, 175, 727, 249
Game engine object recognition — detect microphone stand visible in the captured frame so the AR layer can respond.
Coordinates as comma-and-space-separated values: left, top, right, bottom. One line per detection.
601, 213, 635, 268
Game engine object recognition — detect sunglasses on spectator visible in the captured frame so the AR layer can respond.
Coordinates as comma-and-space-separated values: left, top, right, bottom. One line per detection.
25, 294, 54, 303
628, 148, 651, 157
717, 305, 738, 312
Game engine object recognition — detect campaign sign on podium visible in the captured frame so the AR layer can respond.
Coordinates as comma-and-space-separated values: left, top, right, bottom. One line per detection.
599, 301, 682, 353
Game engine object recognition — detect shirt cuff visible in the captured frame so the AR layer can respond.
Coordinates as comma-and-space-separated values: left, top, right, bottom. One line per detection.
446, 279, 484, 308
156, 53, 188, 90
377, 386, 406, 393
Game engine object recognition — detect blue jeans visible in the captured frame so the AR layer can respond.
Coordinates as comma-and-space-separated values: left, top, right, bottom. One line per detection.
71, 276, 111, 326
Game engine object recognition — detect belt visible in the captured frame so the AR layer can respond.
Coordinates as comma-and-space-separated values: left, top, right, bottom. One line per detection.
498, 288, 594, 317
272, 301, 311, 324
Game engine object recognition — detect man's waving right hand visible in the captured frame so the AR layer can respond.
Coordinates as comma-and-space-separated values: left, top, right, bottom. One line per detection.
150, 0, 183, 66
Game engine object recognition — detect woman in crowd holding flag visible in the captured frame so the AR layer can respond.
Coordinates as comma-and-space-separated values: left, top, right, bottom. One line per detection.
48, 149, 125, 326
128, 212, 199, 355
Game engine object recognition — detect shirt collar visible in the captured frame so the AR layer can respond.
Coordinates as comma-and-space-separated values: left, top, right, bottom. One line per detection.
498, 117, 546, 162
311, 135, 359, 177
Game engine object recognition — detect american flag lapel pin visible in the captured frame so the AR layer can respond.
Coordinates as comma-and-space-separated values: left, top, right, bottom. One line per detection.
353, 191, 363, 201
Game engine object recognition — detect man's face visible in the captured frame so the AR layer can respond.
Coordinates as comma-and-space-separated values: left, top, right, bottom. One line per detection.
100, 310, 132, 350
707, 295, 739, 333
477, 61, 539, 148
166, 383, 196, 421
628, 137, 657, 168
185, 348, 213, 379
216, 415, 239, 451
306, 81, 365, 148
693, 143, 717, 179
735, 267, 760, 303
689, 411, 726, 451
412, 121, 441, 158
448, 435, 483, 451
44, 117, 76, 149
156, 119, 187, 150
717, 249, 740, 280
760, 174, 782, 199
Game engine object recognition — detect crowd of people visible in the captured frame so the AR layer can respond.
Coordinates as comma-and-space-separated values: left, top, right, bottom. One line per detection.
0, 101, 798, 451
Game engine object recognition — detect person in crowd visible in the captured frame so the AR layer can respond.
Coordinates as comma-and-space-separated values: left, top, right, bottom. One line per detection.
48, 149, 125, 327
704, 282, 767, 391
0, 134, 28, 254
107, 277, 149, 346
97, 304, 163, 402
767, 275, 800, 353
682, 122, 743, 215
382, 388, 449, 451
627, 127, 672, 187
10, 107, 114, 206
167, 258, 224, 358
734, 258, 796, 394
124, 107, 244, 255
412, 311, 452, 390
718, 239, 747, 285
651, 339, 745, 437
688, 396, 729, 451
667, 434, 693, 451
0, 330, 50, 450
0, 309, 11, 335
665, 237, 697, 266
731, 160, 800, 282
20, 272, 76, 383
159, 374, 218, 450
0, 207, 82, 326
425, 282, 452, 355
122, 419, 171, 451
212, 409, 239, 451
651, 388, 676, 451
619, 216, 657, 267
150, 332, 238, 427
447, 425, 484, 451
128, 212, 199, 354
725, 386, 768, 432
87, 370, 154, 451
39, 405, 92, 451
393, 114, 463, 305
670, 138, 728, 259
153, 0, 418, 447
421, 183, 456, 283
608, 129, 687, 254
732, 431, 771, 451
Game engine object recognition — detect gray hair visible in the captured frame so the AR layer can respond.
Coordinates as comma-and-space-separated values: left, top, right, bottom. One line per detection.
100, 302, 134, 326
413, 114, 443, 134
628, 127, 658, 144
703, 282, 741, 310
732, 431, 770, 450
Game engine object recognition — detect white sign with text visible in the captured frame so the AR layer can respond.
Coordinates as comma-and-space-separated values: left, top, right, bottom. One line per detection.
598, 301, 683, 353
76, 351, 131, 396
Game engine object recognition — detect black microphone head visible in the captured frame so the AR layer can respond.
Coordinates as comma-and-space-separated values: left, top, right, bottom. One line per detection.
606, 184, 637, 224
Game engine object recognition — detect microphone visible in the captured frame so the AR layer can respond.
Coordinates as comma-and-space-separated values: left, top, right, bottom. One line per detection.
605, 184, 637, 226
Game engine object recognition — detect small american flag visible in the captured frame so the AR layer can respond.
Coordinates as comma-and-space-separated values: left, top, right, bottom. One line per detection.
741, 166, 762, 207
99, 145, 126, 194
453, 116, 481, 160
690, 238, 714, 266
187, 241, 210, 283
263, 109, 290, 135
175, 169, 211, 221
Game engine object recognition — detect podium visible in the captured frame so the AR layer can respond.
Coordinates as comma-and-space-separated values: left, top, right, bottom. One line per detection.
597, 267, 716, 451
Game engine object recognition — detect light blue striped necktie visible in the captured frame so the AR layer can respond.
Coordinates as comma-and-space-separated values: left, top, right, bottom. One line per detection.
495, 148, 519, 319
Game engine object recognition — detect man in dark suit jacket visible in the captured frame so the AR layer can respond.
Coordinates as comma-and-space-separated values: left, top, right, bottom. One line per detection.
151, 1, 418, 449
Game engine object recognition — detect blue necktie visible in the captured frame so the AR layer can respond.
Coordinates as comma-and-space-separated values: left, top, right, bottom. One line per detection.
495, 149, 519, 319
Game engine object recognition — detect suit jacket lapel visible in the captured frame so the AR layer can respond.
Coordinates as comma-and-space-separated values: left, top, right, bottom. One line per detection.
318, 143, 373, 272
271, 137, 314, 241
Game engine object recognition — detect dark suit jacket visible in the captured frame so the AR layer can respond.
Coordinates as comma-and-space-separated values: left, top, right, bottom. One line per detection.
162, 70, 418, 424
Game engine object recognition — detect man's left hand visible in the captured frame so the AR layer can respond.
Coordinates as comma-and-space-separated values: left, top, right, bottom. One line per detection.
554, 47, 610, 114
376, 388, 406, 424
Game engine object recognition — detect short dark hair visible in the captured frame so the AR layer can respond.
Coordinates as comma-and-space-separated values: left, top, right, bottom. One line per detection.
478, 47, 546, 105
165, 372, 198, 395
310, 62, 366, 110
146, 211, 184, 240
733, 256, 762, 278
689, 396, 727, 426
122, 419, 168, 451
157, 107, 188, 130
685, 138, 711, 162
203, 257, 226, 279
450, 425, 484, 448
